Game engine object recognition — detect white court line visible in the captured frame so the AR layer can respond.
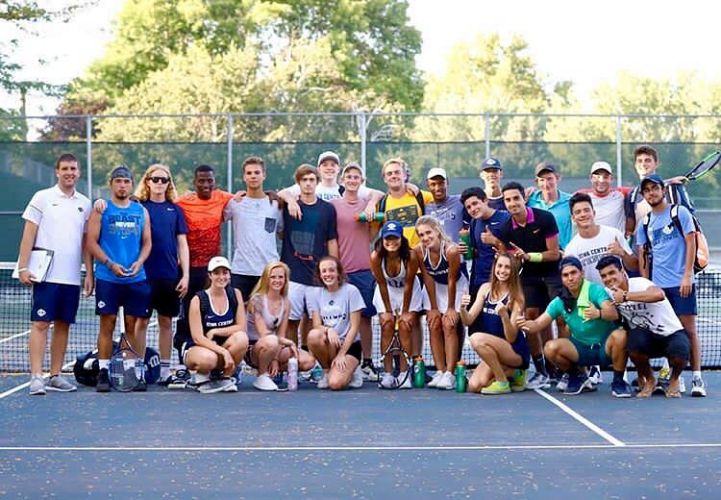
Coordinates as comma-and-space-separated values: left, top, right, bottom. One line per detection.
1, 443, 721, 452
534, 389, 626, 447
0, 329, 32, 345
0, 360, 75, 400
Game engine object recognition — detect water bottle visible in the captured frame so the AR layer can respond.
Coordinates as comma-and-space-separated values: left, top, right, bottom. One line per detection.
412, 356, 426, 388
455, 361, 467, 393
287, 357, 298, 392
311, 362, 323, 382
355, 212, 385, 223
459, 223, 474, 260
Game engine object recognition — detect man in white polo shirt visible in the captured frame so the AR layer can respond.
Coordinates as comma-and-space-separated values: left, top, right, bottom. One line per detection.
16, 153, 93, 395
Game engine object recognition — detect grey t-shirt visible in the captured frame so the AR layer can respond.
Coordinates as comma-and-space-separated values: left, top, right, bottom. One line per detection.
224, 195, 283, 276
311, 283, 366, 341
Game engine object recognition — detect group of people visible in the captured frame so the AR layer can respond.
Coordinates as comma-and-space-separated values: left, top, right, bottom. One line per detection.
17, 145, 707, 398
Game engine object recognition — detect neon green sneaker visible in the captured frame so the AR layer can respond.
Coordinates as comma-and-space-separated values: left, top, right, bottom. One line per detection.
481, 380, 511, 395
510, 369, 527, 392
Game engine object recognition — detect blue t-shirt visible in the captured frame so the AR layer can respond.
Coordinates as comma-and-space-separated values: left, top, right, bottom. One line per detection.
281, 199, 338, 286
635, 205, 695, 287
469, 210, 511, 287
95, 200, 146, 284
527, 190, 573, 249
426, 195, 469, 243
142, 200, 188, 281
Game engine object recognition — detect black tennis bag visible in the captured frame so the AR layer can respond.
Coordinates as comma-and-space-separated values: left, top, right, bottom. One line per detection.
73, 344, 161, 386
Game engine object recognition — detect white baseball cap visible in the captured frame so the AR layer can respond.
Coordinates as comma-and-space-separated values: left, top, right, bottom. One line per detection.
207, 256, 231, 272
590, 161, 613, 175
317, 151, 340, 167
426, 167, 448, 180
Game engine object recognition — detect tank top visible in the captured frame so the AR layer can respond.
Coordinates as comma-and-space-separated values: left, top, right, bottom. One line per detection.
198, 288, 237, 338
422, 241, 461, 285
95, 200, 147, 284
246, 295, 286, 341
480, 291, 528, 351
382, 256, 407, 289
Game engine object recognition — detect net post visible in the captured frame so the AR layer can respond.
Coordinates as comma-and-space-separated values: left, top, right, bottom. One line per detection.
484, 112, 491, 158
85, 115, 93, 199
615, 114, 623, 186
226, 113, 234, 258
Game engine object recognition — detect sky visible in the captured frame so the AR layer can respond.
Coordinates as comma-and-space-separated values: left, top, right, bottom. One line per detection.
3, 0, 721, 115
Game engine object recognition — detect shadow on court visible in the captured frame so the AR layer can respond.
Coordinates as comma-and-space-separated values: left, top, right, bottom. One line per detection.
1, 372, 721, 498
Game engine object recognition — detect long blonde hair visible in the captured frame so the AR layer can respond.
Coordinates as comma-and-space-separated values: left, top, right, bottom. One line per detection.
249, 261, 290, 300
134, 163, 178, 202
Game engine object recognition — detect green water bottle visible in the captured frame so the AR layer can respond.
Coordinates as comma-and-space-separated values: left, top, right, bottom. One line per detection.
455, 361, 467, 393
355, 212, 385, 223
459, 223, 473, 260
412, 356, 426, 388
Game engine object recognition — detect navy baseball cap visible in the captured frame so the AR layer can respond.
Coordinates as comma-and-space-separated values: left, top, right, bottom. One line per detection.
381, 221, 403, 239
640, 174, 664, 188
110, 165, 134, 181
481, 157, 502, 170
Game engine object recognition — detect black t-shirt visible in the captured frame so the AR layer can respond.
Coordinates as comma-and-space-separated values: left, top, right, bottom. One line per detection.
497, 207, 560, 280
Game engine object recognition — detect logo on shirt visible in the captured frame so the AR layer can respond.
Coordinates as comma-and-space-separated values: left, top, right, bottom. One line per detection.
78, 207, 84, 213
662, 225, 673, 235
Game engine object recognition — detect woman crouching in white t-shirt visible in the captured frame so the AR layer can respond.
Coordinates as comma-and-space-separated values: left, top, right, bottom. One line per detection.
246, 261, 316, 391
307, 256, 366, 390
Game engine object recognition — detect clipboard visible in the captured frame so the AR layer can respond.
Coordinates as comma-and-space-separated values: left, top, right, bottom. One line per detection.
12, 248, 54, 282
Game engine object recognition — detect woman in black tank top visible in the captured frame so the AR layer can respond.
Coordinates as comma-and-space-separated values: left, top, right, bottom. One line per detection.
185, 256, 249, 393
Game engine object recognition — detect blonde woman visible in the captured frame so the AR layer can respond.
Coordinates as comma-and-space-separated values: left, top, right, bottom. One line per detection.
415, 215, 468, 390
246, 261, 316, 391
135, 164, 190, 385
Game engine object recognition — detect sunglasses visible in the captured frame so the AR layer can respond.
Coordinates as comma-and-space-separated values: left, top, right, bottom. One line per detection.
149, 176, 170, 184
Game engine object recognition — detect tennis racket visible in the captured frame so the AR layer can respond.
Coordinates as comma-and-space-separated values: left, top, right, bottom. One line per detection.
683, 150, 721, 182
109, 306, 142, 392
378, 311, 411, 390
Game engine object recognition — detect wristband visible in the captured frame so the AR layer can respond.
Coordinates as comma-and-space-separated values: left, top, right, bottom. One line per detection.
528, 252, 543, 263
17, 267, 28, 273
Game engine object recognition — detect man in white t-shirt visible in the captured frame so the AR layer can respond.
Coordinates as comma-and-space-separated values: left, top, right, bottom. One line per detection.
16, 153, 93, 395
223, 156, 283, 301
596, 255, 690, 398
575, 161, 633, 235
564, 192, 638, 285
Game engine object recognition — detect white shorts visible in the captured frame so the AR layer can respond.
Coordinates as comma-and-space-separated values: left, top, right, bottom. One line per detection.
372, 275, 423, 314
422, 274, 469, 313
288, 282, 320, 321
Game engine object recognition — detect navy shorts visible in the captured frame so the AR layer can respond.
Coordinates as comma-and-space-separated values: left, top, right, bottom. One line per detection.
570, 335, 612, 368
31, 282, 80, 323
628, 328, 690, 361
149, 279, 181, 318
231, 274, 260, 303
662, 285, 697, 316
347, 270, 377, 318
522, 275, 562, 310
95, 279, 151, 318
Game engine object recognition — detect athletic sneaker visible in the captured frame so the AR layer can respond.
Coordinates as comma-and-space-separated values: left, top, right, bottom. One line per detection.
221, 377, 238, 392
397, 372, 412, 389
349, 367, 364, 389
380, 372, 396, 389
46, 374, 77, 392
133, 378, 147, 392
316, 372, 329, 390
197, 379, 226, 394
556, 373, 569, 392
482, 380, 511, 395
564, 373, 593, 395
611, 379, 633, 398
510, 370, 527, 392
29, 375, 46, 396
253, 374, 279, 391
96, 368, 111, 392
360, 360, 380, 381
168, 369, 191, 390
525, 372, 551, 390
691, 376, 707, 397
588, 366, 603, 385
427, 371, 444, 388
437, 371, 455, 390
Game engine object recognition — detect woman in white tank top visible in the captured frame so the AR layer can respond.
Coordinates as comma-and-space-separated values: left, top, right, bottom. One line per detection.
246, 262, 316, 391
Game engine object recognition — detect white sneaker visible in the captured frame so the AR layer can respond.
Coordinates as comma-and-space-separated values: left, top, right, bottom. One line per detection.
380, 372, 396, 389
29, 375, 46, 396
46, 374, 77, 392
253, 374, 278, 391
349, 366, 364, 388
316, 372, 329, 390
397, 372, 412, 389
221, 377, 238, 392
525, 372, 551, 390
427, 371, 444, 388
437, 371, 455, 390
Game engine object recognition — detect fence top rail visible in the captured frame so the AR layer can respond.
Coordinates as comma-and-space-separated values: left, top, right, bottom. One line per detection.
5, 112, 721, 121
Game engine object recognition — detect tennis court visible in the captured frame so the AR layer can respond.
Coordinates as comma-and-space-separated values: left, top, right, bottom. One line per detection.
1, 371, 721, 497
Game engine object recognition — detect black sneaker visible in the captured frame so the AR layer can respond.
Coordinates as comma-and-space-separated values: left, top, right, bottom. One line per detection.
168, 369, 191, 390
360, 360, 380, 381
96, 368, 111, 392
133, 378, 147, 392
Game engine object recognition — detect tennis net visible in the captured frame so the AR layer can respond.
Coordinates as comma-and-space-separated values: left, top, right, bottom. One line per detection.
1, 263, 721, 373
